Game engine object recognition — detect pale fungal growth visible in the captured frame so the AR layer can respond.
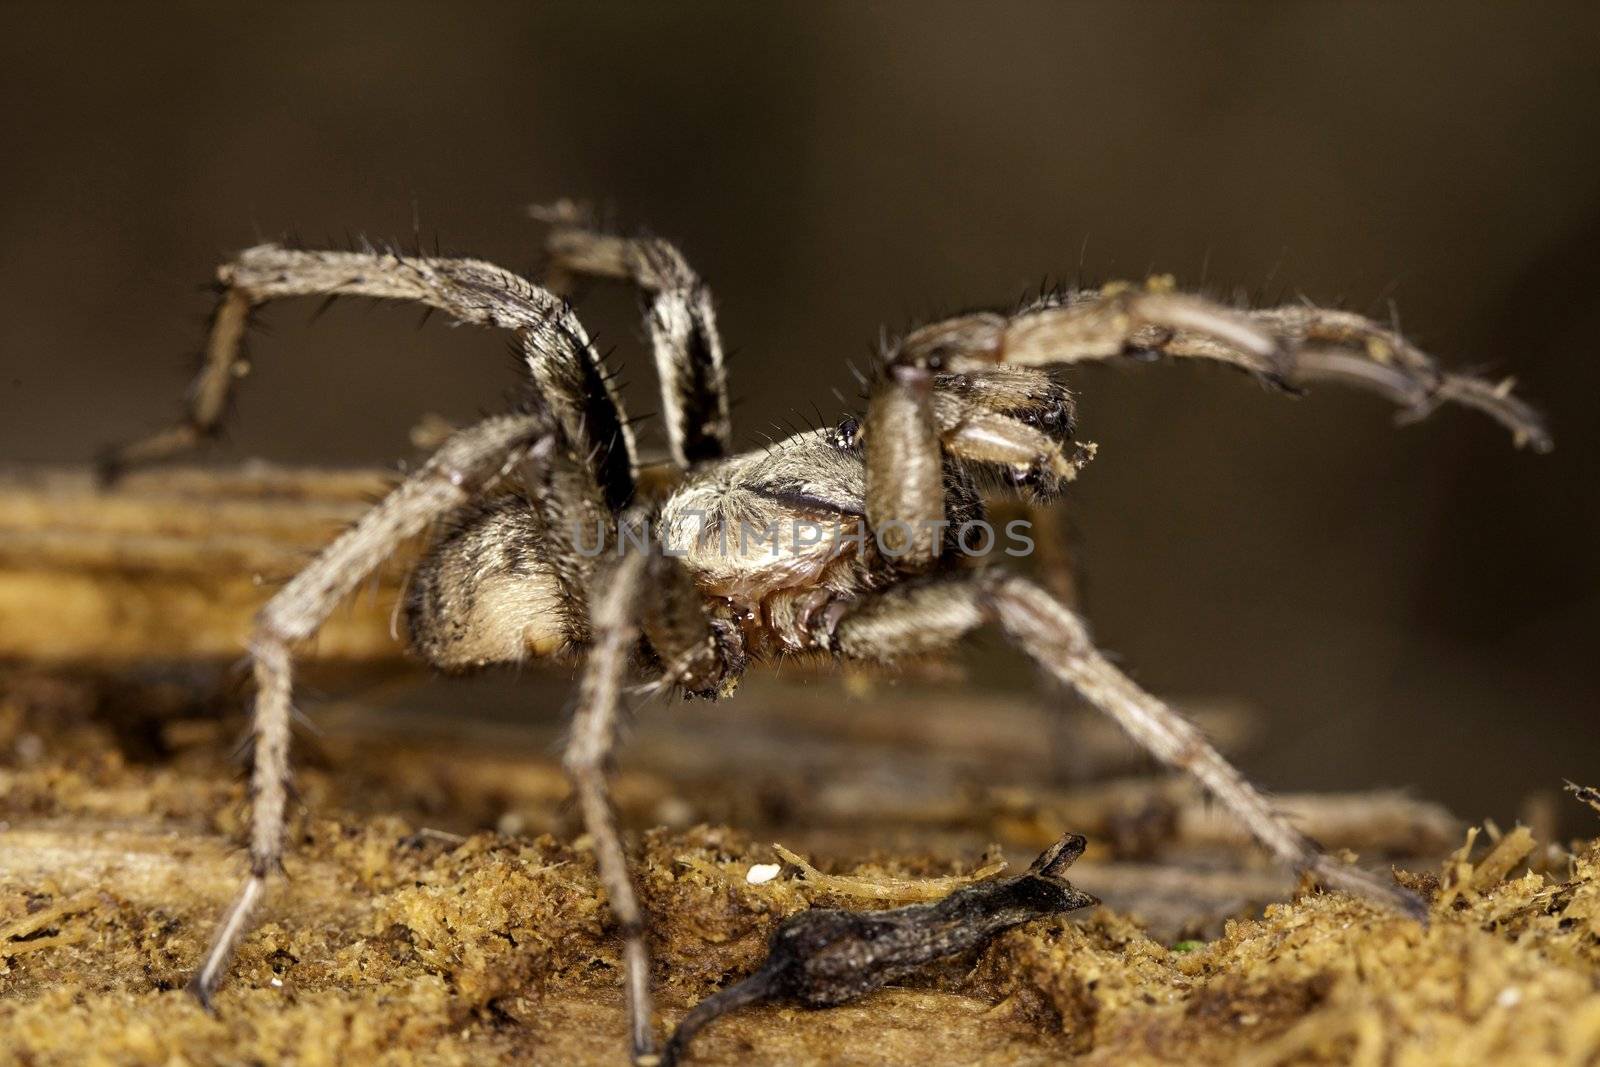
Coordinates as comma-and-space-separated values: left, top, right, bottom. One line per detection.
745, 863, 782, 885
99, 200, 1548, 1064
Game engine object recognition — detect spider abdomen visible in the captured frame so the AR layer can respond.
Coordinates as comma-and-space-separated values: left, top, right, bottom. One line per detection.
403, 499, 571, 670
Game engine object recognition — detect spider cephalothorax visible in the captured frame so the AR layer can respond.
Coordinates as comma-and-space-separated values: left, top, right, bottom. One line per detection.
103, 200, 1548, 1064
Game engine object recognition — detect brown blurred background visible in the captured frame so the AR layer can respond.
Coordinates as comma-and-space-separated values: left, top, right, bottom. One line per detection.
1, 4, 1595, 827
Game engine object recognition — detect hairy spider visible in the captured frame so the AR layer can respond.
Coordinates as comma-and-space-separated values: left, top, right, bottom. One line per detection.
102, 201, 1548, 1064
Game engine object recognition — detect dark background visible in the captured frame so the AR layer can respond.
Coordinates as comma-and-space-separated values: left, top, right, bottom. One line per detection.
3, 4, 1596, 826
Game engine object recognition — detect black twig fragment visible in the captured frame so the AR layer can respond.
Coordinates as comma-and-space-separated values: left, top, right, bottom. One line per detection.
660, 833, 1099, 1067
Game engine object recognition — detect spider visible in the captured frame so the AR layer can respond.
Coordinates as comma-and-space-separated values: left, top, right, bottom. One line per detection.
101, 201, 1549, 1064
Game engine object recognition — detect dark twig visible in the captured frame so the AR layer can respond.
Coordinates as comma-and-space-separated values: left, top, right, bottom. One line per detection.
660, 833, 1099, 1067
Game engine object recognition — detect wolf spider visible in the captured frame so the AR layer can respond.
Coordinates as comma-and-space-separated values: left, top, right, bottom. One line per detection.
102, 201, 1548, 1064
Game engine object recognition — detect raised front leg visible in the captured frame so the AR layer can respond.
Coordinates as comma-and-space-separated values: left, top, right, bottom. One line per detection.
859, 285, 1274, 574
900, 281, 1549, 449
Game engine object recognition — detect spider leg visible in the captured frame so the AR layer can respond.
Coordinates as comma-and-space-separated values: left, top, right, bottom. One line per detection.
638, 544, 738, 697
100, 244, 638, 506
536, 201, 733, 467
899, 282, 1285, 380
563, 542, 659, 1063
861, 366, 947, 571
188, 409, 554, 1006
867, 282, 1546, 574
1006, 287, 1549, 450
823, 572, 1427, 919
1249, 304, 1551, 451
558, 502, 740, 1062
861, 289, 1271, 573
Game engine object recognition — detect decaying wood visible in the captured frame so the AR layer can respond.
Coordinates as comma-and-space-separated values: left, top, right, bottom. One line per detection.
0, 660, 1456, 940
0, 464, 408, 664
3, 700, 1598, 1066
7, 462, 1572, 1066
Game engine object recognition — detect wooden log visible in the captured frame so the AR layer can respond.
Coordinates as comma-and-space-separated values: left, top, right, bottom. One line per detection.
0, 464, 408, 665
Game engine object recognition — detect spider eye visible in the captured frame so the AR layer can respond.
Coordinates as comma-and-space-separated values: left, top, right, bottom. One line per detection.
831, 416, 861, 449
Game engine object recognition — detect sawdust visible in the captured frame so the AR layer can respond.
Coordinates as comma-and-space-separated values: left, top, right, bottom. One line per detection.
2, 672, 1598, 1065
